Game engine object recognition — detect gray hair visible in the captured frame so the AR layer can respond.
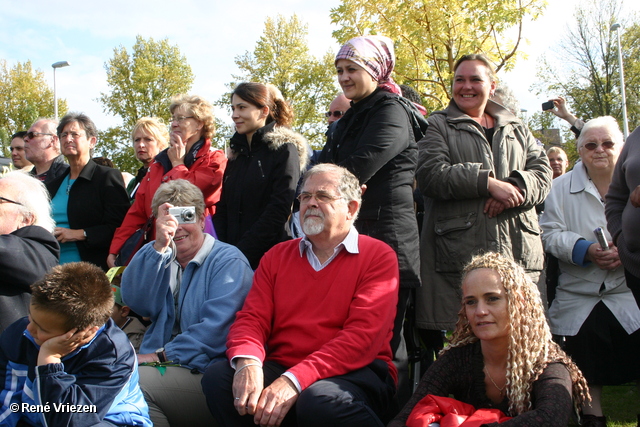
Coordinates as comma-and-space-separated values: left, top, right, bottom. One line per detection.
151, 179, 205, 219
492, 84, 520, 116
1, 171, 55, 232
57, 112, 98, 139
301, 163, 362, 216
577, 116, 623, 149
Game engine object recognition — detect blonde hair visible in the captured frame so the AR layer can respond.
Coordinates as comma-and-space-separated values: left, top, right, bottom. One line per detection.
445, 252, 589, 415
169, 94, 215, 140
131, 117, 169, 151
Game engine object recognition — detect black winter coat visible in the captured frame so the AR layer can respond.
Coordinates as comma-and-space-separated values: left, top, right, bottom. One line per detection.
319, 89, 424, 288
0, 225, 59, 333
214, 122, 308, 269
47, 160, 130, 271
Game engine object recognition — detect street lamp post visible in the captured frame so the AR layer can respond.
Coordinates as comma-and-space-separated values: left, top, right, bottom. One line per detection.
610, 23, 629, 139
52, 61, 70, 121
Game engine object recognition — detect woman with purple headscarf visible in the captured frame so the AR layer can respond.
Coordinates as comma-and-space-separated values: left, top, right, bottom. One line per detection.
318, 35, 428, 409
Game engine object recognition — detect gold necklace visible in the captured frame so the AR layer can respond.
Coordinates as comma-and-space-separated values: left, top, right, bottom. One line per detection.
484, 366, 506, 395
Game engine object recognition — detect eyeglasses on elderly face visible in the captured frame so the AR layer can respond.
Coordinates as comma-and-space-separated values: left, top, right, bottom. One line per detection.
297, 191, 343, 204
170, 116, 194, 123
324, 111, 345, 118
0, 196, 23, 206
581, 141, 615, 151
25, 131, 53, 139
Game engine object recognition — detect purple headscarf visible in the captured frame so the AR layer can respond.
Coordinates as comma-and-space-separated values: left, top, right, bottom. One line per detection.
335, 35, 401, 95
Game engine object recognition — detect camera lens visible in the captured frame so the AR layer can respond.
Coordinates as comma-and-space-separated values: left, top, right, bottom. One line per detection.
183, 210, 195, 221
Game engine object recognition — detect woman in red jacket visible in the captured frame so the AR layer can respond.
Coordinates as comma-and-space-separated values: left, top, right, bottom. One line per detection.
107, 94, 226, 267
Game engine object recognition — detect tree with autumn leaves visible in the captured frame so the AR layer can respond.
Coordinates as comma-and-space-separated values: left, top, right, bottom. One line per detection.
0, 60, 67, 156
330, 0, 547, 113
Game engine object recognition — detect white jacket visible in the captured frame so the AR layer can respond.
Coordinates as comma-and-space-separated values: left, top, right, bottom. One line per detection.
540, 161, 640, 335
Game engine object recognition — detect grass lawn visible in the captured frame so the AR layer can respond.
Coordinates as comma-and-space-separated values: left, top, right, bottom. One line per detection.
602, 384, 639, 427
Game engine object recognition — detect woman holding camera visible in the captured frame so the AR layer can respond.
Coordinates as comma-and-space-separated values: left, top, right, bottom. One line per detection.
121, 179, 253, 427
108, 95, 226, 267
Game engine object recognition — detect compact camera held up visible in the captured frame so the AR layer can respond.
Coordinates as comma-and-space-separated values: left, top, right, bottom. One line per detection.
168, 206, 197, 224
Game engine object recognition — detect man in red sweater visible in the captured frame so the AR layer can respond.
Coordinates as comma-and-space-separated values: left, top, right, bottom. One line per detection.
202, 164, 399, 426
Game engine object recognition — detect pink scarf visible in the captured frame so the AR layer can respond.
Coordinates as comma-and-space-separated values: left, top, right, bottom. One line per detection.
335, 35, 401, 95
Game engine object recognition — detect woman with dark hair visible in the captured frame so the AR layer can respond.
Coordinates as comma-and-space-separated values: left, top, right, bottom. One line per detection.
318, 35, 427, 404
389, 252, 589, 427
108, 95, 226, 268
48, 112, 130, 270
213, 82, 308, 269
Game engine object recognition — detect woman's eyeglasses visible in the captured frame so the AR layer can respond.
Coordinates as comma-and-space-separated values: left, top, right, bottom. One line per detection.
171, 116, 194, 123
582, 141, 615, 151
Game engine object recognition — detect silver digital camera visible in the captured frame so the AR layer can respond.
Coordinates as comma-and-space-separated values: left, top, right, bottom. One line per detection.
168, 206, 196, 224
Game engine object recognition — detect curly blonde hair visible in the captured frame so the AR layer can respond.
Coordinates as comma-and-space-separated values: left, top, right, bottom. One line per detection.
444, 252, 590, 415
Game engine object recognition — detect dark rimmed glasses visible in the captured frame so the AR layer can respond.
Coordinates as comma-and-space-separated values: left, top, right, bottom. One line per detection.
582, 141, 615, 151
25, 131, 53, 139
0, 196, 23, 206
324, 111, 345, 119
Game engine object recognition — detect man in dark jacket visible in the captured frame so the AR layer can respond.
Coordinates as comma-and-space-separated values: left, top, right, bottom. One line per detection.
24, 118, 69, 185
0, 171, 59, 333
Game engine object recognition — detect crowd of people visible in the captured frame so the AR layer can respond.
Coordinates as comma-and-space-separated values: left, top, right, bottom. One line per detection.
1, 34, 639, 427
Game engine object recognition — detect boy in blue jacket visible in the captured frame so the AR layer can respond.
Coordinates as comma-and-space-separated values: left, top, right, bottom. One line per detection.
0, 262, 151, 427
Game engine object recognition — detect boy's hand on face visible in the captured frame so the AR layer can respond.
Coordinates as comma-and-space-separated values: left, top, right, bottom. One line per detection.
37, 326, 99, 366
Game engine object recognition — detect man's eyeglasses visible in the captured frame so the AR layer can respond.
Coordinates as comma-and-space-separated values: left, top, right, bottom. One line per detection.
324, 111, 345, 119
582, 141, 615, 151
297, 191, 343, 204
0, 196, 23, 206
25, 132, 53, 139
171, 116, 194, 123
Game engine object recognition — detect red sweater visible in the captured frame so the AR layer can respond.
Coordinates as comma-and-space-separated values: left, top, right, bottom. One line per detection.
110, 140, 226, 254
227, 235, 399, 390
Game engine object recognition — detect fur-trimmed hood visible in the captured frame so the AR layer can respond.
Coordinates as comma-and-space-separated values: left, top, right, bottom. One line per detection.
263, 126, 309, 171
228, 123, 309, 171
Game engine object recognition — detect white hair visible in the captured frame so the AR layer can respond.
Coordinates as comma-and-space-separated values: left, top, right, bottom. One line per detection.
577, 116, 624, 149
1, 171, 55, 232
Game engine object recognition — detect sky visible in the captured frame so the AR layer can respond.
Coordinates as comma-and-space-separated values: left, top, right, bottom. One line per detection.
1, 0, 638, 135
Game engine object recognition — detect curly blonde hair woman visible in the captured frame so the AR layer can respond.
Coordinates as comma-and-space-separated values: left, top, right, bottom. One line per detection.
389, 252, 589, 427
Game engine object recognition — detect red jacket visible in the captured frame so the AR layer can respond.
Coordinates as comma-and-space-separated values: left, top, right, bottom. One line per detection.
110, 139, 226, 255
407, 395, 511, 427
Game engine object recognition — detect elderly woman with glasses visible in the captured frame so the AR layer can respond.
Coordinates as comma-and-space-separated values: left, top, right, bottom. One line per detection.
47, 112, 130, 271
540, 116, 640, 426
108, 95, 227, 267
121, 179, 253, 427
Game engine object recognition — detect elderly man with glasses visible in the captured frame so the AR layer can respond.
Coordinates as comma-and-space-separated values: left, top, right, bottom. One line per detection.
203, 163, 399, 427
24, 118, 69, 185
0, 171, 59, 333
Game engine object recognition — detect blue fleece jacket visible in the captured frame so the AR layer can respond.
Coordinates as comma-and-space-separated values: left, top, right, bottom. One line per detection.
0, 318, 151, 427
121, 235, 253, 372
